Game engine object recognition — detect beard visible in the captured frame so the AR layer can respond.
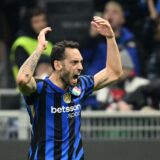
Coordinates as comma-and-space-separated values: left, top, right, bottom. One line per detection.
60, 70, 78, 87
60, 70, 72, 87
61, 75, 70, 86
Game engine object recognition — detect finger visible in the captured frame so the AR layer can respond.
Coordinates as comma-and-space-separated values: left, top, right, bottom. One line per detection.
93, 16, 104, 21
93, 17, 107, 23
99, 22, 107, 25
94, 19, 111, 27
98, 21, 109, 25
93, 19, 106, 24
91, 21, 100, 29
93, 16, 103, 19
93, 16, 111, 25
40, 27, 52, 35
44, 27, 52, 32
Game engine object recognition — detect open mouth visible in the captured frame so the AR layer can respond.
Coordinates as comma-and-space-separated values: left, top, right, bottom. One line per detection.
73, 72, 81, 79
73, 74, 79, 79
72, 73, 80, 85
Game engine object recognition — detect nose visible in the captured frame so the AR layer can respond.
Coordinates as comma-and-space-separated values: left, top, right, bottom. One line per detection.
78, 62, 83, 71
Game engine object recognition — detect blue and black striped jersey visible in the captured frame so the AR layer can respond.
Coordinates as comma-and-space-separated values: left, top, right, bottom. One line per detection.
24, 75, 94, 160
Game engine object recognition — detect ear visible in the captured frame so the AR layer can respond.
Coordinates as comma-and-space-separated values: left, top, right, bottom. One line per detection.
54, 60, 62, 71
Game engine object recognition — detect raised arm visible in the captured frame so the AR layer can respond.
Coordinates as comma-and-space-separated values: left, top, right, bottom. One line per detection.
92, 16, 123, 90
16, 27, 52, 95
147, 0, 158, 19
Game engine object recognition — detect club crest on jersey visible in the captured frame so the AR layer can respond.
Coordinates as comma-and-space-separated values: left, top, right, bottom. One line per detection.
71, 86, 81, 96
63, 93, 71, 103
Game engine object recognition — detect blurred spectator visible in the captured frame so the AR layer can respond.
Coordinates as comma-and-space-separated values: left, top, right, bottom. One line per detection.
81, 15, 136, 110
141, 1, 160, 76
81, 3, 141, 109
114, 15, 160, 110
82, 12, 106, 75
0, 0, 37, 46
117, 79, 160, 111
100, 47, 140, 111
10, 7, 53, 86
85, 1, 160, 111
103, 1, 141, 75
146, 15, 160, 80
93, 0, 149, 34
81, 12, 106, 110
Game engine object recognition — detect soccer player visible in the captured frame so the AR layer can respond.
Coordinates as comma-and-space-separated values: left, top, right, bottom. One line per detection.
16, 16, 123, 160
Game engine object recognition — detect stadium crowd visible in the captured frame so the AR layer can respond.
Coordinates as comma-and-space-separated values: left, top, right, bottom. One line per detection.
0, 0, 160, 111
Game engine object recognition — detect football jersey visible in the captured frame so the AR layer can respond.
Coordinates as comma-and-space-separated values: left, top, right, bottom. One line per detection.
24, 75, 94, 160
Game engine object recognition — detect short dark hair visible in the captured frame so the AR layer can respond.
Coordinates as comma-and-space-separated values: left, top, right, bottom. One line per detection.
29, 7, 46, 19
105, 1, 124, 14
50, 40, 80, 70
22, 7, 47, 34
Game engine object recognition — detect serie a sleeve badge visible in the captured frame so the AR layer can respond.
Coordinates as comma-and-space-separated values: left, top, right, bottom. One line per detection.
71, 86, 81, 96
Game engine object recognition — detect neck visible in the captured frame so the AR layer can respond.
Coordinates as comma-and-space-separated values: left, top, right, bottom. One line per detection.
49, 71, 69, 90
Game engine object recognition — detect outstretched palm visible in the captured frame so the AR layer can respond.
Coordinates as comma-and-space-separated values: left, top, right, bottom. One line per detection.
91, 16, 114, 38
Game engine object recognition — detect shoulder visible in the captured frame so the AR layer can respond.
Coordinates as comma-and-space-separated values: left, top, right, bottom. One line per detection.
78, 75, 94, 88
79, 75, 94, 81
23, 79, 48, 103
13, 36, 33, 44
11, 36, 34, 52
35, 79, 48, 94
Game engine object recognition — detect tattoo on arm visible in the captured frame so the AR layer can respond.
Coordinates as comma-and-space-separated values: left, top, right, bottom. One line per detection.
18, 49, 42, 81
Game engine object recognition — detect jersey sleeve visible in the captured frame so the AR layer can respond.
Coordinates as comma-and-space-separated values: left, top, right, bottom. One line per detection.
23, 79, 44, 105
79, 75, 94, 97
24, 91, 37, 105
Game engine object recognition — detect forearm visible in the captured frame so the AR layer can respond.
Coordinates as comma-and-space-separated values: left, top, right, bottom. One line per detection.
147, 0, 157, 19
17, 47, 42, 84
92, 16, 123, 90
106, 37, 123, 76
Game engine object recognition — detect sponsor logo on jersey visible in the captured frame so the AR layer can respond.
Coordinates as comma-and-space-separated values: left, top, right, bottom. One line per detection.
51, 104, 81, 118
51, 104, 81, 113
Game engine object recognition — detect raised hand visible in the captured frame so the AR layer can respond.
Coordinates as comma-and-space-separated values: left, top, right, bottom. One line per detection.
37, 27, 52, 52
91, 16, 114, 39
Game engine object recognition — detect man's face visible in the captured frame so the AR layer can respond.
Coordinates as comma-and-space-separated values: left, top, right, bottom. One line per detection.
103, 3, 124, 29
31, 14, 48, 34
60, 48, 83, 86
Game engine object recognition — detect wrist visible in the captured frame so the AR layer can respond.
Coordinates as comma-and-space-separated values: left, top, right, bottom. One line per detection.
36, 45, 44, 54
105, 32, 115, 39
105, 35, 115, 40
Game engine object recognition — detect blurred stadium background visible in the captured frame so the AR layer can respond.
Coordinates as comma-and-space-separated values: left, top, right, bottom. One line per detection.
1, 0, 160, 159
